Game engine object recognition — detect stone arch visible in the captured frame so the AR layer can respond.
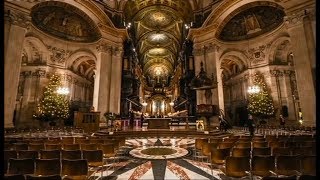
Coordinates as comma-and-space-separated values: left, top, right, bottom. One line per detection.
66, 50, 96, 79
23, 36, 50, 64
219, 50, 249, 80
203, 0, 284, 40
267, 36, 292, 65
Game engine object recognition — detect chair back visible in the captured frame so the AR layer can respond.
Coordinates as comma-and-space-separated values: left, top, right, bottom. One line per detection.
252, 147, 271, 156
61, 150, 82, 160
45, 144, 62, 150
225, 156, 250, 178
251, 155, 275, 177
61, 159, 88, 177
18, 150, 39, 159
35, 159, 61, 176
231, 148, 251, 157
39, 150, 61, 159
63, 144, 80, 150
8, 158, 35, 175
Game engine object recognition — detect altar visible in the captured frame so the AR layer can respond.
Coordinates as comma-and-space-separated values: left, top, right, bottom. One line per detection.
146, 118, 171, 129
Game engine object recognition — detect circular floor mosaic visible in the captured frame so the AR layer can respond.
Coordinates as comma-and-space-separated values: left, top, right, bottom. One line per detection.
129, 146, 189, 159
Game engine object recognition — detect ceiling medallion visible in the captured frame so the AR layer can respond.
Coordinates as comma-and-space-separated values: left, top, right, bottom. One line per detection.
149, 33, 167, 42
148, 48, 166, 55
152, 12, 167, 22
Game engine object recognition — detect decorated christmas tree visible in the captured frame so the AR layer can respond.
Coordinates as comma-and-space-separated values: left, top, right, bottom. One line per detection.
247, 72, 275, 118
33, 74, 70, 122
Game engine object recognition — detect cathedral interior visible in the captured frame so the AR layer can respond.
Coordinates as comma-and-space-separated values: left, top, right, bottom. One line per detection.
4, 0, 316, 179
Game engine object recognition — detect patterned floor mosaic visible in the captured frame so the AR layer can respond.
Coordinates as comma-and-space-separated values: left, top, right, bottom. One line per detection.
89, 138, 226, 180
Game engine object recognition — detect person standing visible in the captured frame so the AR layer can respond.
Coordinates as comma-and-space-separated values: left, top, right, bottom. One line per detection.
129, 109, 135, 129
140, 113, 144, 128
247, 114, 255, 136
279, 115, 285, 129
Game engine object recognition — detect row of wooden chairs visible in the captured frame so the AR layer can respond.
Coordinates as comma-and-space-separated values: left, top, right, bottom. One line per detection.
5, 158, 89, 179
5, 142, 119, 151
5, 174, 62, 180
221, 155, 316, 179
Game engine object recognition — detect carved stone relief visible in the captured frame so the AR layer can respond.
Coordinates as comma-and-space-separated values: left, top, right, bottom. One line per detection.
47, 46, 71, 64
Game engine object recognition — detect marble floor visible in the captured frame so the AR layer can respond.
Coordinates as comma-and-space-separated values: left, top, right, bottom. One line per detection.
89, 138, 225, 180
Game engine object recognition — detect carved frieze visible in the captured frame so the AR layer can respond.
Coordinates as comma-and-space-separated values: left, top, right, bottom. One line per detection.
33, 69, 46, 77
47, 46, 71, 64
245, 44, 270, 65
96, 43, 113, 54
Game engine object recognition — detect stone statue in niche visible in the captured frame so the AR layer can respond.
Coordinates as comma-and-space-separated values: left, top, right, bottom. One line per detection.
21, 53, 28, 65
244, 14, 261, 34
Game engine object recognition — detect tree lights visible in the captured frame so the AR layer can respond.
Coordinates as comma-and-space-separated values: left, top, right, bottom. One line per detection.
247, 72, 275, 118
33, 74, 70, 122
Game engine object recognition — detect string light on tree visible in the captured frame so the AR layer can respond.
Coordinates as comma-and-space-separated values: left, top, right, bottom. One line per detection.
33, 74, 70, 123
247, 72, 275, 118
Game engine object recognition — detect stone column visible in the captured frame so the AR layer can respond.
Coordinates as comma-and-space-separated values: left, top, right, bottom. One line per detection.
205, 43, 224, 110
109, 47, 123, 114
284, 12, 316, 126
283, 70, 296, 121
4, 15, 28, 128
193, 45, 205, 105
22, 71, 33, 106
93, 43, 112, 117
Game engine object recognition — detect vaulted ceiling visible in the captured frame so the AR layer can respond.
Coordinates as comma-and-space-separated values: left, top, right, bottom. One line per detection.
124, 0, 193, 86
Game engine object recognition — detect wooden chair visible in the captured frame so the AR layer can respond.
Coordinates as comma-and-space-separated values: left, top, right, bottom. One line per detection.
222, 156, 251, 178
82, 149, 104, 175
45, 143, 62, 150
13, 143, 28, 151
39, 150, 61, 159
234, 142, 251, 148
251, 155, 276, 178
61, 150, 82, 160
210, 148, 231, 165
61, 159, 88, 180
74, 137, 89, 144
300, 155, 316, 176
272, 147, 291, 156
80, 143, 99, 150
34, 159, 61, 176
4, 150, 17, 174
252, 147, 271, 156
25, 175, 62, 180
231, 148, 251, 157
89, 138, 104, 144
298, 175, 317, 180
253, 141, 268, 148
61, 137, 74, 144
8, 158, 35, 175
28, 143, 45, 151
18, 150, 39, 159
275, 155, 301, 176
62, 144, 80, 150
217, 142, 235, 149
99, 144, 116, 158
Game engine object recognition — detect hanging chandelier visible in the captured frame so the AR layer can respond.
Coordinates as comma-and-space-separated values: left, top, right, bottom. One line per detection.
189, 61, 217, 90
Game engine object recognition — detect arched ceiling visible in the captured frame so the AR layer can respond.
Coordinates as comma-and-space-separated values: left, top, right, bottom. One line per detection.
124, 0, 193, 87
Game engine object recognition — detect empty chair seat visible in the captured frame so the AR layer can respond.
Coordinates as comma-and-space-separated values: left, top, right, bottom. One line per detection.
272, 147, 291, 156
4, 150, 18, 174
61, 150, 82, 160
18, 150, 39, 159
210, 148, 231, 165
275, 155, 301, 176
300, 155, 316, 176
222, 156, 250, 178
231, 148, 251, 157
99, 144, 116, 158
8, 158, 35, 175
195, 138, 207, 151
61, 137, 74, 144
218, 142, 235, 149
80, 143, 99, 150
13, 143, 28, 151
45, 144, 62, 150
252, 147, 271, 156
253, 141, 268, 148
28, 143, 45, 151
39, 150, 61, 159
234, 142, 251, 148
251, 155, 276, 178
82, 150, 104, 167
62, 144, 80, 150
61, 159, 88, 179
35, 159, 61, 176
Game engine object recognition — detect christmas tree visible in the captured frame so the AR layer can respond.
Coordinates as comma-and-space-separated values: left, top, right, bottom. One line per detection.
33, 74, 70, 122
247, 72, 275, 118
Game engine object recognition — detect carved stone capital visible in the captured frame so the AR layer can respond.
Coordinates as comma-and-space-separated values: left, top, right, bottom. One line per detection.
284, 10, 307, 28
206, 43, 220, 53
96, 43, 112, 54
270, 69, 283, 77
112, 46, 124, 57
11, 12, 31, 29
192, 47, 204, 56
